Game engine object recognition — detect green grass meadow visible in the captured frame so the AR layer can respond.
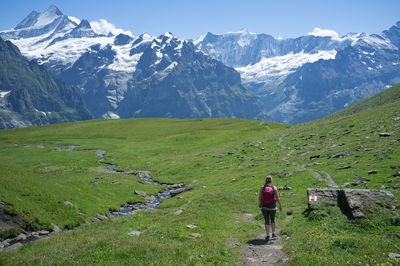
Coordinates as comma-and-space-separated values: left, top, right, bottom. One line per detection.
0, 84, 399, 265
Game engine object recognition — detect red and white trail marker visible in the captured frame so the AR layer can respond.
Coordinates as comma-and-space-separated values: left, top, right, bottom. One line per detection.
309, 195, 318, 202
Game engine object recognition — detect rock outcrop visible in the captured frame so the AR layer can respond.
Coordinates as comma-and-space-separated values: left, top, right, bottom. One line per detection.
307, 188, 395, 219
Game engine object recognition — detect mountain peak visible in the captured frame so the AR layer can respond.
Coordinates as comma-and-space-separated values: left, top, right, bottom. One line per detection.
44, 5, 63, 17
77, 19, 92, 29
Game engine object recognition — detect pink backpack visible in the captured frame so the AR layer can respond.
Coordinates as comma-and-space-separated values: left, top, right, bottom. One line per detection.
261, 185, 276, 205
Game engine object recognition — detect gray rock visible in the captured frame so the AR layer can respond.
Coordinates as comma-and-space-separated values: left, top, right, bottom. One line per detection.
329, 152, 350, 159
173, 210, 184, 215
128, 230, 141, 236
90, 180, 99, 184
189, 233, 201, 238
336, 165, 351, 170
310, 155, 320, 160
340, 189, 395, 219
96, 214, 108, 221
134, 190, 147, 197
388, 253, 400, 259
392, 117, 400, 121
38, 230, 49, 235
379, 132, 394, 137
91, 217, 101, 222
352, 178, 369, 186
4, 242, 22, 251
186, 224, 197, 229
392, 171, 400, 177
391, 164, 398, 169
307, 188, 339, 206
64, 200, 74, 206
307, 188, 395, 219
168, 183, 184, 189
368, 170, 377, 174
1, 239, 10, 247
0, 242, 4, 249
15, 233, 27, 241
111, 180, 119, 184
170, 185, 194, 196
52, 224, 61, 234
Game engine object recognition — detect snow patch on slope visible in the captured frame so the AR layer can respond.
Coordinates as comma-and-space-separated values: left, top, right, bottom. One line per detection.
237, 50, 337, 82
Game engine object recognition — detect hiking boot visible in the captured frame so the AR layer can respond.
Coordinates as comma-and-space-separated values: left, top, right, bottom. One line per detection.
265, 235, 270, 242
272, 233, 278, 238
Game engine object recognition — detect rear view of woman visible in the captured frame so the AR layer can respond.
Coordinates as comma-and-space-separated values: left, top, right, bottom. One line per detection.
258, 175, 282, 242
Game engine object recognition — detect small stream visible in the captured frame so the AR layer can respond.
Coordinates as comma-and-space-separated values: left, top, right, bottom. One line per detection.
1, 144, 193, 251
93, 149, 193, 217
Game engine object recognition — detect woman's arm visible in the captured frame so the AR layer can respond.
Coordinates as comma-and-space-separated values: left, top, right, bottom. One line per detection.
258, 187, 262, 208
274, 186, 282, 211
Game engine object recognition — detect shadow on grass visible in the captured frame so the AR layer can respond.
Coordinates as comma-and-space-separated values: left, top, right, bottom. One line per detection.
246, 238, 269, 245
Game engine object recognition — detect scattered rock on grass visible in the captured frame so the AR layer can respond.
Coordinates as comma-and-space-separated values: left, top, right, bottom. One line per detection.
134, 190, 147, 197
186, 224, 197, 229
91, 217, 100, 222
64, 200, 74, 206
189, 233, 201, 238
4, 242, 22, 251
336, 165, 351, 170
96, 214, 108, 221
329, 152, 350, 159
392, 171, 400, 177
310, 155, 320, 160
388, 253, 400, 259
128, 230, 141, 236
368, 170, 377, 175
173, 210, 184, 215
379, 132, 394, 137
111, 180, 119, 184
391, 164, 398, 169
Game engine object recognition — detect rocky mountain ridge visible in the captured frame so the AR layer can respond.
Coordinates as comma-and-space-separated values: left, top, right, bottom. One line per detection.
196, 23, 400, 123
0, 6, 268, 123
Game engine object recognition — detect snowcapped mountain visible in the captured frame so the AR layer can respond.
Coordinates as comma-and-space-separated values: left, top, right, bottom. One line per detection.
196, 24, 400, 123
1, 6, 267, 121
0, 36, 91, 129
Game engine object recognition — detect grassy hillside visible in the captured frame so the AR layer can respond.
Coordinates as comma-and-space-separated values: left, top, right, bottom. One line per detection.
0, 85, 399, 265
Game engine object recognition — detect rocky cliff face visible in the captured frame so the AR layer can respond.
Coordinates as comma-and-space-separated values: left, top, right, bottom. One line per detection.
0, 6, 268, 122
0, 37, 91, 129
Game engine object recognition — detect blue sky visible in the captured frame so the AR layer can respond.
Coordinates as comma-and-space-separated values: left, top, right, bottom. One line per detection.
1, 0, 400, 39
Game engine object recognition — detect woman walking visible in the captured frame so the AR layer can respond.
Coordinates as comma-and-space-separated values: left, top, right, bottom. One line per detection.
258, 175, 282, 242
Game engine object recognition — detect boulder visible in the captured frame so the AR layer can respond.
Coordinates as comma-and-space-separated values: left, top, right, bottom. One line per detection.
96, 214, 108, 221
186, 224, 197, 229
128, 230, 141, 236
307, 188, 339, 206
64, 200, 74, 206
388, 253, 400, 259
134, 190, 147, 197
329, 152, 350, 159
91, 217, 101, 222
379, 132, 394, 137
173, 210, 184, 215
169, 185, 194, 196
307, 188, 395, 219
4, 242, 22, 251
52, 224, 61, 234
336, 165, 351, 170
38, 230, 49, 236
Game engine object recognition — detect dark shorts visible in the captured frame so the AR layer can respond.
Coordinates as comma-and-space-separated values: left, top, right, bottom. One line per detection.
261, 203, 276, 225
